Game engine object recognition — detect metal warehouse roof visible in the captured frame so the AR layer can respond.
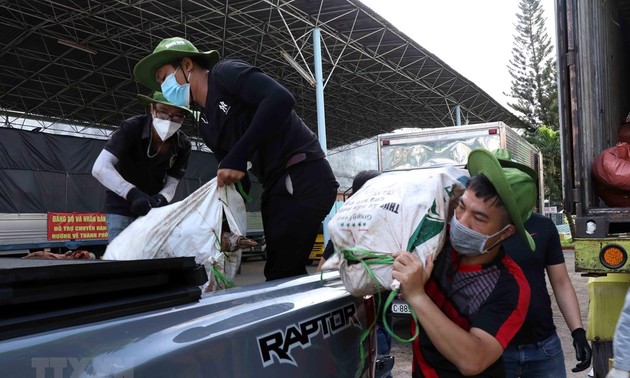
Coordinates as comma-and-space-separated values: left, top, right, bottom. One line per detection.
0, 0, 520, 150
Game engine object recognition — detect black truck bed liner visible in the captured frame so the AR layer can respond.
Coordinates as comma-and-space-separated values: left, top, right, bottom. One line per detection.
0, 257, 206, 340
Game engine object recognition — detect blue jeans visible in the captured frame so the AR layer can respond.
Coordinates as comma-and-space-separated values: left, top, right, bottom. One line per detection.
377, 324, 392, 378
106, 214, 135, 242
503, 333, 566, 378
377, 324, 392, 355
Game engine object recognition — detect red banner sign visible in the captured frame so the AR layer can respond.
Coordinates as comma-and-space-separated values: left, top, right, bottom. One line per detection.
47, 212, 108, 241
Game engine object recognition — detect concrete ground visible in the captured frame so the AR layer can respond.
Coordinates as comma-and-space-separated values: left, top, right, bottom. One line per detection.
232, 255, 318, 286
556, 250, 592, 378
233, 251, 592, 377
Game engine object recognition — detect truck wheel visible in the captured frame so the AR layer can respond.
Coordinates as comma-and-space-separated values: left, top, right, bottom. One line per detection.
592, 340, 613, 377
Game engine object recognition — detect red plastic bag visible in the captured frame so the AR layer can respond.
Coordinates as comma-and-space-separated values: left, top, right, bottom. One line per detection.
592, 143, 630, 206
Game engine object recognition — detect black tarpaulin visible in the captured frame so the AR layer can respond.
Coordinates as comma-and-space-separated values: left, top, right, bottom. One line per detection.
0, 128, 218, 213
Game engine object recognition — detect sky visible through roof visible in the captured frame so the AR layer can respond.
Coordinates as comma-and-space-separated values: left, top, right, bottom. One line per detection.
359, 0, 557, 109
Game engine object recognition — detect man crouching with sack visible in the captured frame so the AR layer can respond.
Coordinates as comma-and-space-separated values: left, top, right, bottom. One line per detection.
392, 148, 534, 377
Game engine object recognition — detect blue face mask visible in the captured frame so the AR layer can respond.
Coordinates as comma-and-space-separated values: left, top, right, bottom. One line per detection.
448, 215, 509, 256
161, 66, 190, 107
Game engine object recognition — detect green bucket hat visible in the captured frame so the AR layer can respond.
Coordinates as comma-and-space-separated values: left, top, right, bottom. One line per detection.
134, 37, 220, 92
467, 148, 537, 251
492, 148, 538, 182
137, 91, 192, 115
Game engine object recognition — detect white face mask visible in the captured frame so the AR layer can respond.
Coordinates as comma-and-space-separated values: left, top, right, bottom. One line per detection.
152, 117, 181, 141
449, 215, 509, 256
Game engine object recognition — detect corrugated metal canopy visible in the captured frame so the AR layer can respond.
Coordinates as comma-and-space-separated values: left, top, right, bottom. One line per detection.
0, 0, 520, 149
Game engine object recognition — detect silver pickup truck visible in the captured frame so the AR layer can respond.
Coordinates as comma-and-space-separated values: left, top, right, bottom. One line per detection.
0, 257, 386, 377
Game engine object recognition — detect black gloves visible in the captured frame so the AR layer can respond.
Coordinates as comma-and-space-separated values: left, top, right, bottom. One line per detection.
571, 328, 592, 372
126, 187, 153, 216
151, 194, 169, 208
127, 189, 169, 216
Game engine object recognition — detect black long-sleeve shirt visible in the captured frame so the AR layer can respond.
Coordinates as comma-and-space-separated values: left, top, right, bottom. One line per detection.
200, 59, 325, 188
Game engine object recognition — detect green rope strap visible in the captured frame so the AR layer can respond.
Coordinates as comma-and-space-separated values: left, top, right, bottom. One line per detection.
356, 309, 377, 378
339, 247, 395, 266
236, 181, 252, 203
382, 289, 420, 343
207, 185, 244, 291
337, 247, 421, 376
209, 264, 236, 289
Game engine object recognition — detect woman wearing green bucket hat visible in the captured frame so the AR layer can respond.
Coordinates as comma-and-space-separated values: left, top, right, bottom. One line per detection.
92, 91, 192, 242
134, 37, 338, 281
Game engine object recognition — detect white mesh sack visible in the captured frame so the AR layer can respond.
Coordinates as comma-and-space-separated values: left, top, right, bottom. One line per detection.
323, 166, 468, 297
103, 178, 247, 290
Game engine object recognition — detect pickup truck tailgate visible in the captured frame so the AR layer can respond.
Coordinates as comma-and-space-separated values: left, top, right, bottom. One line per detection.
0, 266, 374, 377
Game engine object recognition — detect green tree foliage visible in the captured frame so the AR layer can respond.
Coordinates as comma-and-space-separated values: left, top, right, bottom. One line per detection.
508, 0, 562, 206
527, 126, 562, 206
507, 0, 558, 131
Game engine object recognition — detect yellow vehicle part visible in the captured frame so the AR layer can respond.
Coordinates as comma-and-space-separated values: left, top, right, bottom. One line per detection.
309, 233, 325, 261
575, 239, 630, 273
586, 274, 630, 341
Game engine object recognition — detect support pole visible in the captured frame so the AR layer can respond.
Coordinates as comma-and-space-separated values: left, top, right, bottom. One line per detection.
455, 104, 461, 126
313, 28, 327, 154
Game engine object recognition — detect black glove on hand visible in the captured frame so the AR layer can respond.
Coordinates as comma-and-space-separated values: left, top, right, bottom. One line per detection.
126, 187, 153, 216
571, 328, 592, 372
151, 194, 169, 208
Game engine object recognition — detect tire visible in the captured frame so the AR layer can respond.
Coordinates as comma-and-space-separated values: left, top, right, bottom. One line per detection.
592, 340, 612, 377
